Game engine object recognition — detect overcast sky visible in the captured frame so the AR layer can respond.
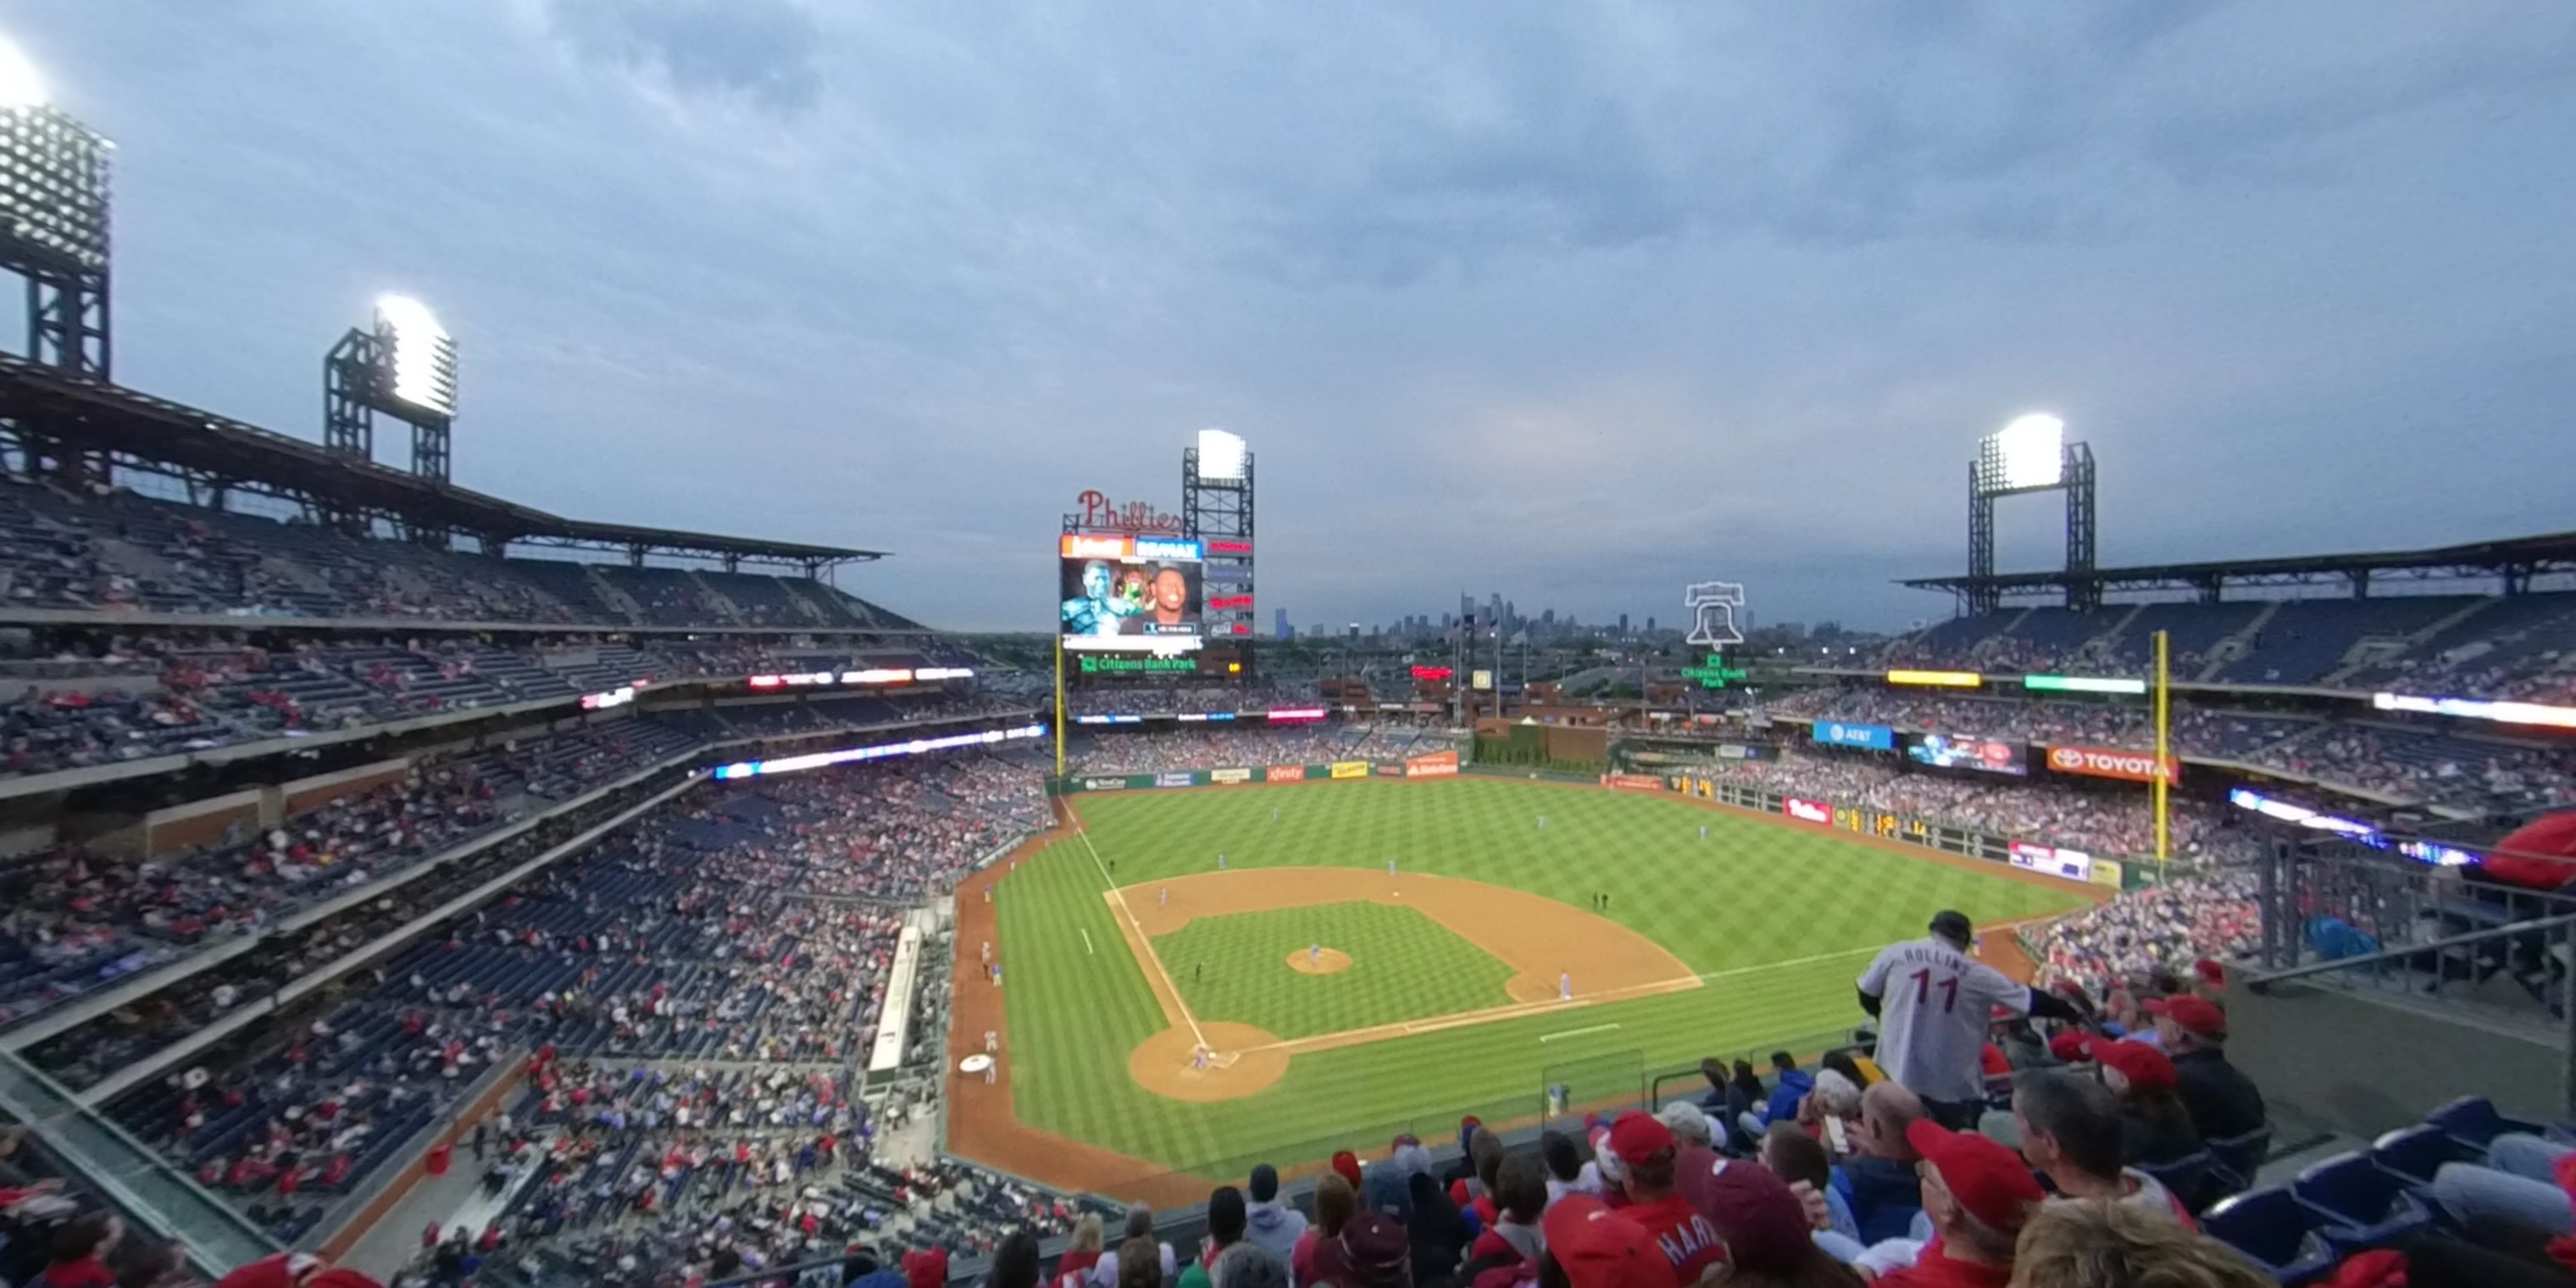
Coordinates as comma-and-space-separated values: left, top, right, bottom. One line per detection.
10, 3, 2573, 632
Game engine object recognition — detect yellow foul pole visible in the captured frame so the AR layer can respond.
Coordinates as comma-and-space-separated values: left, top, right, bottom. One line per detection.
1053, 636, 1067, 779
2153, 628, 2170, 868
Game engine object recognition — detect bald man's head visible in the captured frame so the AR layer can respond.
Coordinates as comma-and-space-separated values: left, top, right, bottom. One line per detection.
1859, 1081, 1928, 1160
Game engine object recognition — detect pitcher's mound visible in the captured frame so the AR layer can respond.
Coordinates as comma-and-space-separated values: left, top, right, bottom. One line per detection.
1130, 1023, 1290, 1102
1286, 948, 1352, 975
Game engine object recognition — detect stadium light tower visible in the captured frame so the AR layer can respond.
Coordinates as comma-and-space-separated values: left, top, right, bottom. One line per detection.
325, 293, 461, 497
1183, 428, 1256, 670
0, 31, 114, 381
1967, 412, 2096, 614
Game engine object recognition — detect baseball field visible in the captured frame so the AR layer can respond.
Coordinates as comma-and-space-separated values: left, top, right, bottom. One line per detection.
947, 776, 2096, 1196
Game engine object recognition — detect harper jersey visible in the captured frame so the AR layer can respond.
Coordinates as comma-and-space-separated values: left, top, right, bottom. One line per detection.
1857, 936, 2031, 1102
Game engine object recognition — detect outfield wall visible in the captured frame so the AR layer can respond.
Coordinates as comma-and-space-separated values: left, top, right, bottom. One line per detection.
1049, 751, 1462, 796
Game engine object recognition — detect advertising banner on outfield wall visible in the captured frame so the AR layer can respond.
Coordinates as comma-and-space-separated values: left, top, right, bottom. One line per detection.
2088, 857, 2124, 889
2008, 841, 2096, 883
1812, 720, 1896, 751
1783, 796, 1833, 824
1330, 761, 1370, 780
1267, 765, 1307, 782
1155, 771, 1199, 788
1601, 773, 1663, 791
2044, 745, 2179, 784
1404, 749, 1461, 778
1210, 768, 1253, 784
1080, 776, 1132, 791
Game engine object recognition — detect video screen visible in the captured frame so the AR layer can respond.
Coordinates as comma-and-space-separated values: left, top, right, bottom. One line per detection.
1902, 731, 2028, 776
1059, 534, 1204, 651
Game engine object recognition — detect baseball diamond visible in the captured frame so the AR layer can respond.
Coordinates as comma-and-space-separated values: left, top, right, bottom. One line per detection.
947, 775, 2099, 1192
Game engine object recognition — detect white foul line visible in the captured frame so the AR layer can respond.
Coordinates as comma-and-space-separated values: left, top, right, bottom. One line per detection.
1071, 809, 1208, 1052
1541, 1023, 1621, 1043
1080, 928, 1095, 956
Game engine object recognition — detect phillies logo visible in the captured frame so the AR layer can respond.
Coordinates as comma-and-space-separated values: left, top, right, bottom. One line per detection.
1075, 490, 1185, 534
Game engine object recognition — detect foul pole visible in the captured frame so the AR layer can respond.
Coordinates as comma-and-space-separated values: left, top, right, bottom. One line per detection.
1053, 636, 1067, 778
2153, 629, 2170, 869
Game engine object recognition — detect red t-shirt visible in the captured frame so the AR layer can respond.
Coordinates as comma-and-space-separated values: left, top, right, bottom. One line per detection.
1874, 1252, 2014, 1288
1621, 1193, 1729, 1285
42, 1257, 117, 1288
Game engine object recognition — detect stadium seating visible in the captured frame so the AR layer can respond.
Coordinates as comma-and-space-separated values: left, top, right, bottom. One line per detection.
0, 479, 919, 630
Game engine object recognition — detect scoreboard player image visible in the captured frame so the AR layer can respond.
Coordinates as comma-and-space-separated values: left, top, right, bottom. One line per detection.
1905, 732, 2026, 776
1059, 554, 1202, 640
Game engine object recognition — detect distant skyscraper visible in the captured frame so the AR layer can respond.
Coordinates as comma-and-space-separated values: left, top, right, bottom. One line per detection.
1347, 623, 1361, 641
1274, 608, 1289, 639
1646, 616, 1657, 634
1618, 612, 1629, 635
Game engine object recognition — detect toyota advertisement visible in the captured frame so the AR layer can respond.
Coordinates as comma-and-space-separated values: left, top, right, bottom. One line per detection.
1811, 720, 1896, 751
2045, 745, 2178, 784
1902, 731, 2028, 777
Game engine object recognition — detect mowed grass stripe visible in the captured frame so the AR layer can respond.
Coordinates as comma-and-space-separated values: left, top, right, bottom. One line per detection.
998, 778, 2088, 1173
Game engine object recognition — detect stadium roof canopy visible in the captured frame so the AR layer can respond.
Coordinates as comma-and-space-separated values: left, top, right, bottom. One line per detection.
1901, 529, 2576, 605
0, 354, 883, 569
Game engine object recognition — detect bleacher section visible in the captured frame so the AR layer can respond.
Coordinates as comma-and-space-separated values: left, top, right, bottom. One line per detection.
0, 478, 919, 630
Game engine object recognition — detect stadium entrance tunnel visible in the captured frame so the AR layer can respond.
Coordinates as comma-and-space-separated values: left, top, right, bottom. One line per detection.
1113, 869, 1699, 1103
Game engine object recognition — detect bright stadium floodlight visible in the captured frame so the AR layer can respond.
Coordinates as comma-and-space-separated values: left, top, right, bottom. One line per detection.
374, 293, 458, 419
1196, 428, 1247, 482
0, 33, 46, 108
1979, 414, 2065, 491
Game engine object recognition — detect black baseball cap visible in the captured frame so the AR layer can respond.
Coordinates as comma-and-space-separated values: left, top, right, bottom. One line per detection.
1929, 910, 1974, 941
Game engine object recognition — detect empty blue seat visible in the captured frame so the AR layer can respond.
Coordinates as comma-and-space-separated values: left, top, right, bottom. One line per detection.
2294, 1152, 2434, 1249
2136, 1149, 2217, 1214
2424, 1095, 2561, 1151
2203, 1188, 2339, 1285
2372, 1124, 2479, 1189
2206, 1124, 2273, 1194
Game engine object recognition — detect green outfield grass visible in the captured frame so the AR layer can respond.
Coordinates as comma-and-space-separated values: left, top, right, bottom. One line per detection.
993, 776, 2091, 1177
1159, 903, 1517, 1040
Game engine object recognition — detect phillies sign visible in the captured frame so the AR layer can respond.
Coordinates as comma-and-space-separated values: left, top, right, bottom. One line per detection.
1073, 490, 1185, 535
2046, 745, 2178, 784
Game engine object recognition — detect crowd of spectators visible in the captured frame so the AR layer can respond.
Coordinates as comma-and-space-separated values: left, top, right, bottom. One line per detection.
1754, 687, 2576, 816
0, 634, 1009, 781
1064, 727, 1462, 775
0, 477, 920, 630
1694, 752, 2257, 860
86, 745, 1046, 1248
2027, 872, 2262, 1004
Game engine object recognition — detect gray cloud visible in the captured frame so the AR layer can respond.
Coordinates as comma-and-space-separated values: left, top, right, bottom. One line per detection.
5, 1, 2573, 634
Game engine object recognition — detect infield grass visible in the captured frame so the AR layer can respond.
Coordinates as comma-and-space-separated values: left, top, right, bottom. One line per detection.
994, 776, 2090, 1177
1159, 903, 1517, 1040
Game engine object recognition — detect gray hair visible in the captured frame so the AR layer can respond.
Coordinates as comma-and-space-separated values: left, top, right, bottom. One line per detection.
1813, 1069, 1863, 1119
1657, 1100, 1715, 1146
1212, 1242, 1287, 1288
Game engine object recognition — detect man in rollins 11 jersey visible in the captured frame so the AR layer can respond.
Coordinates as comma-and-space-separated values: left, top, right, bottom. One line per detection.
1857, 910, 2086, 1127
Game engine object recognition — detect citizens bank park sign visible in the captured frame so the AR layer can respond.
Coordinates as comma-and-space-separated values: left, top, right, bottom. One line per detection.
2046, 745, 2179, 784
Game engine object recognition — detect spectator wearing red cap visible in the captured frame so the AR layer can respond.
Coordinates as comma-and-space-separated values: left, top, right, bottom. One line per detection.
1674, 1151, 1866, 1288
1604, 1118, 1729, 1285
1541, 1195, 1677, 1288
2093, 1040, 2202, 1172
2146, 996, 2266, 1143
1336, 1211, 1413, 1288
1874, 1121, 2045, 1288
2009, 1070, 2194, 1226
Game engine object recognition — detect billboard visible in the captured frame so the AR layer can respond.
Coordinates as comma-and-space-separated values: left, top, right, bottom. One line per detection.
1404, 748, 1461, 779
1903, 731, 2027, 776
1783, 796, 1833, 824
1266, 765, 1307, 783
1059, 533, 1204, 651
2008, 841, 2095, 884
1330, 761, 1370, 780
2044, 745, 2177, 784
1811, 720, 1896, 751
